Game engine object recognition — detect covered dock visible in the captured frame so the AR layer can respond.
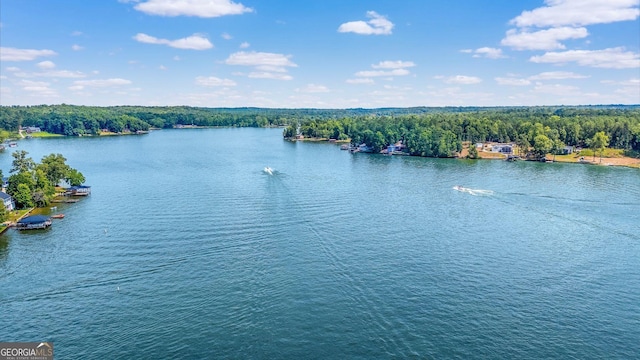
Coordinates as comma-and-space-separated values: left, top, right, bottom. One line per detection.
16, 215, 52, 230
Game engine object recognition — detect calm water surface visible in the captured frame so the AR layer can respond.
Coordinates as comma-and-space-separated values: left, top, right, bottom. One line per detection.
1, 128, 639, 359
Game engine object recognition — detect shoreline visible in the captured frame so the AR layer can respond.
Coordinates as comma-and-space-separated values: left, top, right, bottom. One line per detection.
0, 207, 35, 235
300, 137, 640, 169
471, 151, 640, 169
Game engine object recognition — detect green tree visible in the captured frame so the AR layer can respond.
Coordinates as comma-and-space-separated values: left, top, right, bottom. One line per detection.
533, 134, 553, 160
10, 150, 35, 174
7, 171, 35, 198
0, 203, 8, 223
283, 125, 296, 139
13, 183, 34, 209
0, 130, 10, 144
467, 143, 479, 159
589, 131, 609, 163
551, 139, 565, 162
33, 169, 55, 207
66, 169, 86, 186
39, 153, 71, 186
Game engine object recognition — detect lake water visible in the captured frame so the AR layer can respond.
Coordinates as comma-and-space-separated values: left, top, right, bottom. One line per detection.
1, 128, 639, 359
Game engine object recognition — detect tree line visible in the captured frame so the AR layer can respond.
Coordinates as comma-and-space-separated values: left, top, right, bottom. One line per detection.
284, 107, 640, 158
1, 104, 638, 159
0, 105, 359, 135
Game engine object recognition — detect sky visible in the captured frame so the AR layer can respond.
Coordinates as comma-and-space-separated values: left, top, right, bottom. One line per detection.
1, 0, 639, 108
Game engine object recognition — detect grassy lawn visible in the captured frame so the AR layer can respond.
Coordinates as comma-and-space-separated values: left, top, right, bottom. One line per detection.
27, 131, 64, 138
578, 148, 625, 158
8, 209, 32, 222
1, 209, 32, 228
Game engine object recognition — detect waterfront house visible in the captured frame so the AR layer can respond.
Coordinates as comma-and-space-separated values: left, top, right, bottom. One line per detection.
24, 126, 41, 133
385, 144, 397, 154
0, 192, 15, 211
66, 185, 91, 196
561, 146, 575, 155
16, 215, 52, 230
357, 143, 373, 153
491, 144, 514, 154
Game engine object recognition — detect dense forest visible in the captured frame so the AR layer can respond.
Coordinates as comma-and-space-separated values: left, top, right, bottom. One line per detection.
1, 105, 639, 159
0, 105, 399, 135
285, 106, 640, 158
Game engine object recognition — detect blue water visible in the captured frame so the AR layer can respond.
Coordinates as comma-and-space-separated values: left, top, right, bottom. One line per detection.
1, 128, 639, 359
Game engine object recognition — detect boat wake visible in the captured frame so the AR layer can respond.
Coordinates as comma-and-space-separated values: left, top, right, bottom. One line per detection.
453, 185, 494, 196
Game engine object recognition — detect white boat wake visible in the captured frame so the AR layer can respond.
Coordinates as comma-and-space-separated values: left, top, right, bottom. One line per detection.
453, 185, 493, 196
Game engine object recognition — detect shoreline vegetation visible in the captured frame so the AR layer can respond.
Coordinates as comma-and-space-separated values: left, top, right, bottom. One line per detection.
291, 136, 640, 169
1, 104, 638, 169
0, 150, 87, 229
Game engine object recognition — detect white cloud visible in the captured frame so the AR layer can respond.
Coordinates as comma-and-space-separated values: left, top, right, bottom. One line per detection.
601, 78, 640, 86
0, 47, 57, 61
496, 71, 589, 86
442, 75, 482, 84
472, 47, 506, 59
195, 76, 237, 86
501, 27, 588, 50
133, 0, 253, 17
296, 84, 330, 93
221, 32, 232, 40
18, 80, 57, 97
37, 61, 56, 69
239, 42, 250, 49
71, 44, 84, 51
248, 72, 293, 80
253, 65, 286, 73
371, 60, 415, 69
72, 78, 132, 90
495, 77, 532, 86
346, 78, 375, 85
510, 0, 640, 28
225, 51, 296, 68
40, 70, 86, 78
355, 69, 410, 77
533, 83, 580, 95
529, 71, 589, 80
530, 47, 640, 68
338, 11, 394, 35
225, 51, 297, 80
133, 33, 213, 50
19, 79, 49, 89
353, 60, 414, 78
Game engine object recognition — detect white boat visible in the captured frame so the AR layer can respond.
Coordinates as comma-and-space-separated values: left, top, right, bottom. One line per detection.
263, 167, 273, 175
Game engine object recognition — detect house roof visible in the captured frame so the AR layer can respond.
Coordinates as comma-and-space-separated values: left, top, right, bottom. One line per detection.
0, 192, 11, 200
18, 215, 51, 224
